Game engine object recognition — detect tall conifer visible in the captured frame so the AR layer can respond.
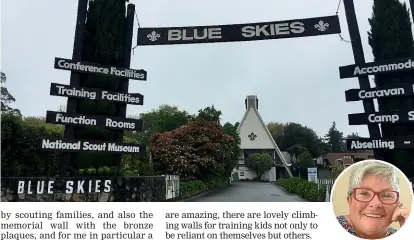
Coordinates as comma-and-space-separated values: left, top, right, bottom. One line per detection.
74, 0, 128, 169
368, 0, 414, 176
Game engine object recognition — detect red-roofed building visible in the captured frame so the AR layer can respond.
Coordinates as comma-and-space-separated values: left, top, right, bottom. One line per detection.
316, 152, 374, 168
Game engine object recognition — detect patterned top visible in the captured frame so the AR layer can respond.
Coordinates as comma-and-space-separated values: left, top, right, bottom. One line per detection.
337, 215, 397, 237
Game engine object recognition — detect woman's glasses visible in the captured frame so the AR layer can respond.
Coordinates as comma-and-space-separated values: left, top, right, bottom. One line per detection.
353, 188, 399, 205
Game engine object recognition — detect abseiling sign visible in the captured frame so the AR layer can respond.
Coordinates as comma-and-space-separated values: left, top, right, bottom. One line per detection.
339, 57, 414, 79
347, 136, 414, 150
54, 57, 147, 80
137, 15, 340, 46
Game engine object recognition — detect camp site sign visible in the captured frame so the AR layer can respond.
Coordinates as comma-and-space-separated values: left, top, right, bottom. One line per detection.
137, 15, 341, 46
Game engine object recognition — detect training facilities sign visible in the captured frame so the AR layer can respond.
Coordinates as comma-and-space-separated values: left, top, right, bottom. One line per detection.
339, 57, 414, 79
45, 111, 143, 131
54, 57, 147, 80
50, 83, 144, 105
40, 138, 146, 154
347, 136, 414, 150
345, 83, 414, 102
137, 15, 340, 46
348, 110, 414, 125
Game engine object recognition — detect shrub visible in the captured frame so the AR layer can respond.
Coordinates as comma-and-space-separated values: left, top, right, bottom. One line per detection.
245, 153, 273, 180
179, 176, 229, 197
149, 120, 234, 181
275, 177, 325, 202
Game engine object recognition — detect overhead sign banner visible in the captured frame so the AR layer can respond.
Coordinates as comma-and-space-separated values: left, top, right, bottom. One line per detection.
347, 136, 414, 150
54, 57, 147, 81
50, 83, 144, 105
45, 111, 143, 131
339, 57, 414, 79
40, 138, 146, 154
137, 15, 341, 46
348, 110, 414, 125
345, 83, 414, 102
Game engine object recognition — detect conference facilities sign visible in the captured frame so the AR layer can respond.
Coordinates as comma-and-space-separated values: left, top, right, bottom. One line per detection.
345, 83, 414, 102
348, 110, 414, 125
45, 111, 143, 131
347, 136, 414, 150
54, 57, 147, 80
339, 57, 414, 79
50, 83, 144, 105
137, 15, 340, 46
40, 138, 146, 154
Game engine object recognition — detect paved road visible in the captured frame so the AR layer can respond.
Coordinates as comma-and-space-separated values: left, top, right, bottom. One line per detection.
192, 181, 307, 202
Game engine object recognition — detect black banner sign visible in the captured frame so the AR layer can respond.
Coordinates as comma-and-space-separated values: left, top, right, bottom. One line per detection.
345, 83, 414, 102
50, 83, 144, 105
137, 15, 340, 46
348, 110, 414, 125
339, 57, 414, 79
54, 57, 147, 80
45, 111, 143, 131
40, 138, 146, 154
347, 136, 414, 150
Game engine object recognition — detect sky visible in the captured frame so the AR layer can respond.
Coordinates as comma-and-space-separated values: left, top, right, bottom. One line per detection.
1, 0, 413, 138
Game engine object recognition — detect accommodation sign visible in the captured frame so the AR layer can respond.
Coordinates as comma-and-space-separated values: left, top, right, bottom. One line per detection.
45, 111, 143, 131
137, 15, 340, 46
347, 137, 414, 150
40, 138, 146, 154
339, 57, 414, 79
348, 110, 414, 125
50, 83, 144, 105
345, 83, 414, 102
54, 57, 147, 80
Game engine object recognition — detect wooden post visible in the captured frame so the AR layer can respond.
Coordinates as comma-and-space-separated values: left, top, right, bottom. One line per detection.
60, 0, 88, 176
343, 0, 383, 160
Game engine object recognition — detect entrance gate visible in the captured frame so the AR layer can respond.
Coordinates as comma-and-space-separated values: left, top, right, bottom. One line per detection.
135, 12, 342, 178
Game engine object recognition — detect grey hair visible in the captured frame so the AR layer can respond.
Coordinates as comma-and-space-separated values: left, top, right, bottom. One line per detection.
347, 161, 400, 196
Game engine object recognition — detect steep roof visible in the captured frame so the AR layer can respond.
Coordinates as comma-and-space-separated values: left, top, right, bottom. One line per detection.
237, 98, 293, 177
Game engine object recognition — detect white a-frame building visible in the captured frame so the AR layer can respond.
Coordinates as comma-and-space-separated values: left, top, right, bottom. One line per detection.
233, 95, 293, 181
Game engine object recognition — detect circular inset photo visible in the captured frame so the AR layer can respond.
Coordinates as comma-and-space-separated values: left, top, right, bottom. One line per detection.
331, 159, 412, 239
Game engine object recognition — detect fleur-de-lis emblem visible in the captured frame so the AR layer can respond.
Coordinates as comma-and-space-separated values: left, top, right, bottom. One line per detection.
147, 31, 160, 42
248, 132, 257, 141
314, 20, 329, 32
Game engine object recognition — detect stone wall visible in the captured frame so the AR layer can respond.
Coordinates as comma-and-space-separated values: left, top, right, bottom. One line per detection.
1, 176, 166, 202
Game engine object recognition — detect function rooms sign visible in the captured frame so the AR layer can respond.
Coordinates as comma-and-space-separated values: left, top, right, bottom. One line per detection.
137, 15, 340, 45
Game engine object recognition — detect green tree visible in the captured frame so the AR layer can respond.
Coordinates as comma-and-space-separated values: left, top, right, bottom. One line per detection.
278, 123, 322, 157
1, 72, 21, 116
347, 132, 360, 139
196, 105, 222, 123
222, 122, 241, 174
69, 0, 130, 170
368, 0, 414, 176
324, 122, 344, 152
246, 153, 274, 180
137, 105, 194, 145
267, 122, 286, 146
297, 150, 314, 178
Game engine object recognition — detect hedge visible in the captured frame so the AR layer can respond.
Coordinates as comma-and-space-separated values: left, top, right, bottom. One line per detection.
275, 177, 325, 202
179, 177, 229, 198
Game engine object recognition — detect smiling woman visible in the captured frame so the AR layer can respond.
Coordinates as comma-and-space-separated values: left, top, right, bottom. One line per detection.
332, 160, 412, 239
